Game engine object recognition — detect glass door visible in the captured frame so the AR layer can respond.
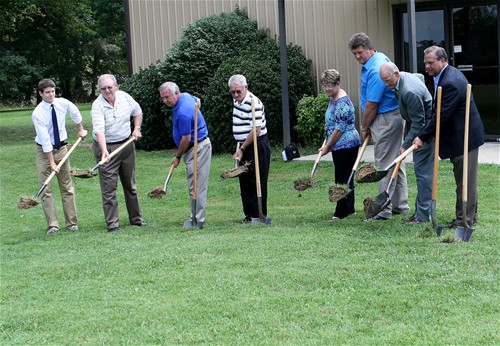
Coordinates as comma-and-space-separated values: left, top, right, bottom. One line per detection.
396, 1, 499, 138
452, 4, 499, 138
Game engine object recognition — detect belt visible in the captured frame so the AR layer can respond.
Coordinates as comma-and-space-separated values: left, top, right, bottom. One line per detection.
239, 133, 267, 144
187, 136, 208, 151
36, 141, 67, 148
106, 138, 129, 145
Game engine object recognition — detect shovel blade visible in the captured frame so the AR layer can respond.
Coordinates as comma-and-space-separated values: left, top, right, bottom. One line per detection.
430, 201, 444, 236
456, 225, 474, 242
366, 192, 390, 218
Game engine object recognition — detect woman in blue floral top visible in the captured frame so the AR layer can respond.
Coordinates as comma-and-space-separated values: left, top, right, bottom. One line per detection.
319, 69, 361, 220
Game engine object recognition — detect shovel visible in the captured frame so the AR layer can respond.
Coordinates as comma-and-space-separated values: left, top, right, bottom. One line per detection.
91, 136, 135, 171
310, 139, 327, 178
359, 144, 417, 183
191, 103, 200, 227
345, 136, 370, 197
251, 98, 271, 224
364, 145, 416, 218
431, 86, 444, 235
456, 84, 474, 242
35, 136, 84, 198
163, 163, 175, 192
365, 160, 403, 218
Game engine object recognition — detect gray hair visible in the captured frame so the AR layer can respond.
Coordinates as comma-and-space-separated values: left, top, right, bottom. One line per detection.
158, 81, 180, 94
228, 74, 247, 87
423, 46, 448, 61
98, 74, 117, 86
321, 69, 341, 86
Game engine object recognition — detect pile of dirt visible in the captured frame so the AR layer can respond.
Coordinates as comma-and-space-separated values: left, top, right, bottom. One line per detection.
18, 197, 38, 209
148, 187, 166, 199
294, 178, 313, 192
220, 161, 251, 179
71, 169, 96, 178
328, 186, 348, 202
355, 163, 377, 183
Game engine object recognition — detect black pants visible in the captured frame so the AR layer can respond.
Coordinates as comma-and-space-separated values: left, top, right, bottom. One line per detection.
238, 135, 271, 218
332, 146, 359, 218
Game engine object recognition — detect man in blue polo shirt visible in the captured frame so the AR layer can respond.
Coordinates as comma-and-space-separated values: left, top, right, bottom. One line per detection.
159, 82, 212, 229
348, 32, 409, 221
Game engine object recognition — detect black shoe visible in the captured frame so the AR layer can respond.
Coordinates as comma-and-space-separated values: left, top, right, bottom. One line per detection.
132, 220, 148, 227
241, 216, 252, 224
403, 216, 425, 225
108, 227, 119, 232
364, 215, 389, 222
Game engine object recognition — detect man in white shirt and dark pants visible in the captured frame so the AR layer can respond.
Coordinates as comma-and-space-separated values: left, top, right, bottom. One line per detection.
32, 78, 87, 235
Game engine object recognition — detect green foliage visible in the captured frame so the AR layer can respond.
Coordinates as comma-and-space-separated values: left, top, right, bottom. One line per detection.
0, 0, 126, 103
120, 63, 170, 151
123, 7, 315, 152
295, 92, 330, 147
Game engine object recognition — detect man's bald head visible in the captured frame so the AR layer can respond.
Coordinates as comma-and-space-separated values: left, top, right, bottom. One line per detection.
379, 62, 400, 89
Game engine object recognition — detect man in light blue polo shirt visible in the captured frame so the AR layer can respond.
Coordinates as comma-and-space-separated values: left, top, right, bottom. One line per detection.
348, 32, 409, 221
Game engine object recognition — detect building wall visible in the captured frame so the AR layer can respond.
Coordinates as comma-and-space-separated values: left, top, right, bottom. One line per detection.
127, 0, 398, 114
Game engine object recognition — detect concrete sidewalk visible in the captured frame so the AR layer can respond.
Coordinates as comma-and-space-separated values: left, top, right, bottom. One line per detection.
294, 142, 500, 164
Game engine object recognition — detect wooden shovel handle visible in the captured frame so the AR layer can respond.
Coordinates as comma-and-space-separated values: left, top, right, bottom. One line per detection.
193, 102, 199, 200
97, 136, 135, 166
251, 99, 262, 198
352, 136, 370, 170
432, 86, 442, 200
462, 84, 471, 202
43, 136, 83, 185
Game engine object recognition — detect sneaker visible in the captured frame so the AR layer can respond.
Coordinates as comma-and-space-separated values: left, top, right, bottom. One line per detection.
67, 225, 79, 232
47, 227, 59, 235
403, 216, 425, 225
363, 215, 389, 222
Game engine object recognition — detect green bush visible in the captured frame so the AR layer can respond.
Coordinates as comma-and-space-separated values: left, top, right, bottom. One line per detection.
203, 37, 315, 153
294, 92, 330, 147
121, 7, 315, 152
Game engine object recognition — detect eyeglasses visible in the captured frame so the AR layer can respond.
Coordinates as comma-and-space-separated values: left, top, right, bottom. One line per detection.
100, 86, 114, 91
322, 83, 338, 90
230, 89, 243, 95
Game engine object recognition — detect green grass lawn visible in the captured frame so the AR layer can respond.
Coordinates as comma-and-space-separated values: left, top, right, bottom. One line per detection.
1, 106, 499, 344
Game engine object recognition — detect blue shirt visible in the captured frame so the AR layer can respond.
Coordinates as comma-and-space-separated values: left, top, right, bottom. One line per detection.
172, 93, 208, 147
360, 52, 399, 114
325, 96, 361, 151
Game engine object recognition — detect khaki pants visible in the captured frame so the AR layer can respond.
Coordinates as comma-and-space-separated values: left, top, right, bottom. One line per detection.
36, 145, 77, 230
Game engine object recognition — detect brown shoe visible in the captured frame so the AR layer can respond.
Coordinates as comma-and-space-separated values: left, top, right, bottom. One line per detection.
403, 216, 425, 225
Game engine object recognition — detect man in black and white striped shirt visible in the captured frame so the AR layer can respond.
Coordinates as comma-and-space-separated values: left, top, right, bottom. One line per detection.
229, 74, 271, 223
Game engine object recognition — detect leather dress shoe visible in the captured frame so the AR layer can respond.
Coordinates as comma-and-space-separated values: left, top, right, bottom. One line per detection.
403, 216, 425, 225
132, 220, 148, 227
108, 226, 119, 232
363, 215, 389, 222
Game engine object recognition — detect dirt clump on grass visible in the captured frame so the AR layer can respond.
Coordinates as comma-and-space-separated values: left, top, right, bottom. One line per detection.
148, 187, 166, 199
328, 185, 348, 202
439, 235, 458, 243
355, 163, 377, 183
294, 178, 313, 191
18, 197, 38, 209
363, 196, 374, 218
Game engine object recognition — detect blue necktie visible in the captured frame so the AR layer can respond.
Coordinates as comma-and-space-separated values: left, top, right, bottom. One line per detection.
51, 104, 61, 150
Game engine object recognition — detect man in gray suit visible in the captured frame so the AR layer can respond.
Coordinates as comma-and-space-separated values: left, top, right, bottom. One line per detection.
379, 62, 434, 224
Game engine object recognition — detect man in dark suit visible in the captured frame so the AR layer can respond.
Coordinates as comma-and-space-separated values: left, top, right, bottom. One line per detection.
380, 62, 434, 225
413, 46, 485, 228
